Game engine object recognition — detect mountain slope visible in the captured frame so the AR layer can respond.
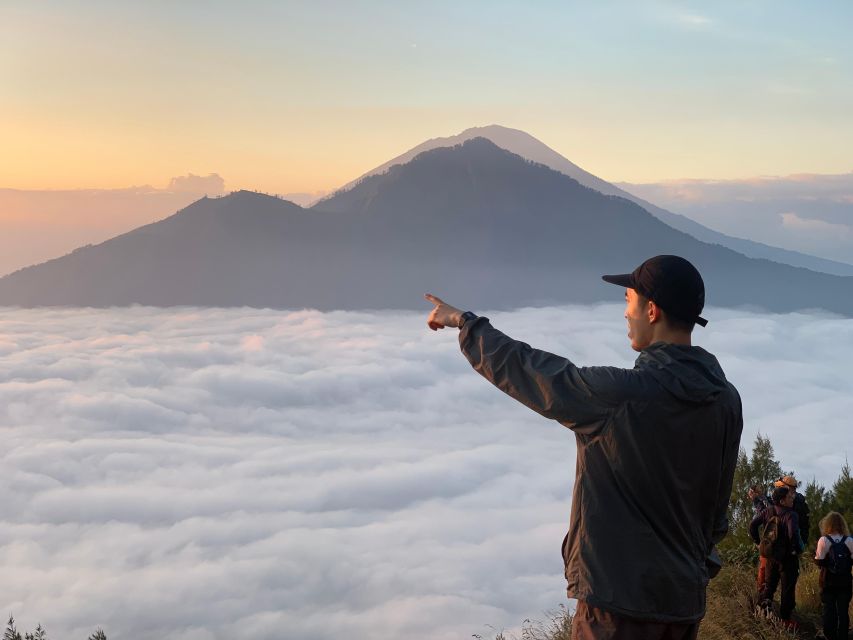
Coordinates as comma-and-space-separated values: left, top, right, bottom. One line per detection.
331, 125, 853, 277
0, 193, 350, 308
1, 139, 851, 315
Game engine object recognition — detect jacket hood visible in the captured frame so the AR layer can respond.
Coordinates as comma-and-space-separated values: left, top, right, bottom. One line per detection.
636, 342, 729, 404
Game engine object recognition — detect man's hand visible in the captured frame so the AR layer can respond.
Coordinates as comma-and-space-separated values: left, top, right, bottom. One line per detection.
424, 293, 464, 331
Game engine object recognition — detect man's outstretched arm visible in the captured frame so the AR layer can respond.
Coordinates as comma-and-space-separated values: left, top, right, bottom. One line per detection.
425, 293, 630, 433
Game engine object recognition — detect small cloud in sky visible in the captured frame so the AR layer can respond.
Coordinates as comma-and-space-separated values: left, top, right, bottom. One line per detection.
167, 173, 226, 195
674, 12, 714, 28
766, 82, 811, 96
780, 212, 852, 237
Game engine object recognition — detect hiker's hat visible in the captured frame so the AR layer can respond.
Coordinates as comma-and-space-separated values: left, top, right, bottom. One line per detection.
602, 255, 707, 327
774, 475, 799, 489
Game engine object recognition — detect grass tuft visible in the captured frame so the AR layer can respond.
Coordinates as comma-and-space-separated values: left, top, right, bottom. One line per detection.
495, 561, 843, 639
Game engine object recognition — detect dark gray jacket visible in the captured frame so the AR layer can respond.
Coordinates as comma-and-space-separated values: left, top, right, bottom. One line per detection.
459, 317, 743, 623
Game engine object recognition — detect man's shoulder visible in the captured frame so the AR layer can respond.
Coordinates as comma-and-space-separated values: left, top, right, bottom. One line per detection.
754, 496, 771, 511
576, 364, 657, 399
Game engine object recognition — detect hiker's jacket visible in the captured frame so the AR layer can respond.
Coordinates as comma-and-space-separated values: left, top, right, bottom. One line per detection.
459, 317, 743, 623
749, 504, 804, 555
752, 494, 772, 516
756, 493, 810, 546
792, 493, 811, 547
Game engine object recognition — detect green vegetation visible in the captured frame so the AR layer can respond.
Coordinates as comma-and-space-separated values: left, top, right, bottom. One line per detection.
720, 433, 853, 565
3, 616, 106, 640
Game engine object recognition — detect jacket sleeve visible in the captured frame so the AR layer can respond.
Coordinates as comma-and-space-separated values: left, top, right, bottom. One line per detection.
458, 317, 632, 435
749, 512, 764, 545
796, 495, 810, 546
709, 394, 744, 573
814, 536, 828, 566
788, 512, 804, 554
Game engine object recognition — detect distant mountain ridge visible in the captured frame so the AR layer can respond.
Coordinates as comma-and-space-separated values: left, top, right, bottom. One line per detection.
332, 125, 853, 277
1, 137, 851, 316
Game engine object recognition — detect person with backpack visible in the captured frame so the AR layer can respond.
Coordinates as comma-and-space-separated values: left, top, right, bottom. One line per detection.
750, 485, 804, 628
748, 484, 773, 592
814, 511, 853, 640
774, 475, 811, 547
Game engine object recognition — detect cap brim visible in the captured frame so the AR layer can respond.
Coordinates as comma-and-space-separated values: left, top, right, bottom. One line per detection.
601, 273, 635, 288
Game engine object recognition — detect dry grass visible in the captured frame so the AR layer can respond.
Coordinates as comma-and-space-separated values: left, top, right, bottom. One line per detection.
492, 562, 842, 640
699, 562, 817, 639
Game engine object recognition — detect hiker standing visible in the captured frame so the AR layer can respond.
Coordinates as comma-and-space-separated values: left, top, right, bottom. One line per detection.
425, 255, 744, 640
749, 484, 772, 516
814, 511, 853, 640
750, 485, 804, 628
748, 484, 773, 592
774, 475, 811, 548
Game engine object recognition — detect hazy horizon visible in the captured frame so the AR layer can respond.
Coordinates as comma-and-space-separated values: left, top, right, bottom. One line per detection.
1, 149, 850, 278
619, 172, 853, 265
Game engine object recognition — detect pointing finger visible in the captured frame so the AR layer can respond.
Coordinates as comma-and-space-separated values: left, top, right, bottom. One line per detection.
424, 293, 445, 306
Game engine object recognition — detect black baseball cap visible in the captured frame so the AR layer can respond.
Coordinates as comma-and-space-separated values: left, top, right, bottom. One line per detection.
602, 255, 708, 327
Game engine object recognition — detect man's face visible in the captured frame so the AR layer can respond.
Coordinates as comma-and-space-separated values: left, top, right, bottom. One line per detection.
784, 491, 795, 507
624, 288, 653, 352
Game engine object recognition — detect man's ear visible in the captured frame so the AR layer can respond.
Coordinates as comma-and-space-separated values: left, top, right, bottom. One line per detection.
647, 300, 663, 325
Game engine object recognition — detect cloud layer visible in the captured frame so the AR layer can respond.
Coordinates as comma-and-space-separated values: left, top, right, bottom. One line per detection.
0, 304, 850, 639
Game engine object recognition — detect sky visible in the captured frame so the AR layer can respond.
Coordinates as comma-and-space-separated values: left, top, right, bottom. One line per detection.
2, 0, 852, 194
2, 304, 851, 639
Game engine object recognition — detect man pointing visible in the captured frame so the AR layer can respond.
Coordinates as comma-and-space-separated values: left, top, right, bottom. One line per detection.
426, 255, 743, 640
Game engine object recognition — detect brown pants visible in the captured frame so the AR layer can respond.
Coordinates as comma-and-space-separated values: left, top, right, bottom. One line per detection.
757, 556, 768, 592
571, 601, 700, 640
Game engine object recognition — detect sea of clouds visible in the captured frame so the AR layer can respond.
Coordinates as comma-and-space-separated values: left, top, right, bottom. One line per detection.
1, 304, 851, 639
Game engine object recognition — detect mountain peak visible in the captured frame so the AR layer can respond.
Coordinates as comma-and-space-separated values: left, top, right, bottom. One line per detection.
457, 124, 540, 142
333, 124, 581, 196
1, 133, 852, 315
193, 189, 305, 211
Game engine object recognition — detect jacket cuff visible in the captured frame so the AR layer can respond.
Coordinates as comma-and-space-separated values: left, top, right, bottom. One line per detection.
458, 315, 489, 349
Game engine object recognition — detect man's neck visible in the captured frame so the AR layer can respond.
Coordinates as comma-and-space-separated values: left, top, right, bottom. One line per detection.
649, 326, 693, 346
